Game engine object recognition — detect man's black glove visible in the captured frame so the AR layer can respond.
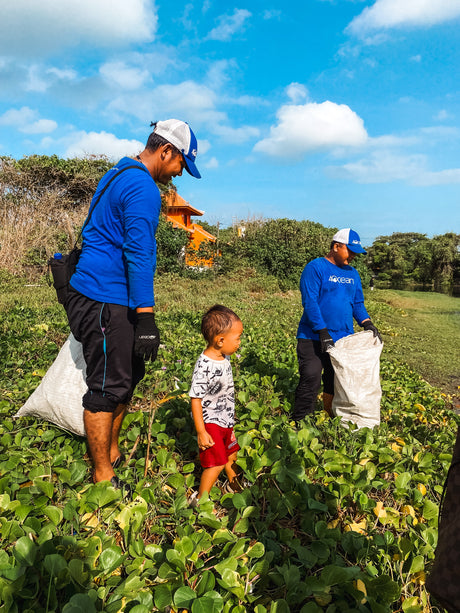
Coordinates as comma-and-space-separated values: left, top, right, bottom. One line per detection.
362, 320, 382, 343
318, 328, 334, 353
134, 313, 160, 361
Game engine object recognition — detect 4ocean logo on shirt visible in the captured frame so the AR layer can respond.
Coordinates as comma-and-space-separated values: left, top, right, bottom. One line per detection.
328, 275, 355, 284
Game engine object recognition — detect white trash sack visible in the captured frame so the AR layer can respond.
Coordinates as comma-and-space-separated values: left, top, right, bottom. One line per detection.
14, 333, 86, 436
327, 330, 383, 429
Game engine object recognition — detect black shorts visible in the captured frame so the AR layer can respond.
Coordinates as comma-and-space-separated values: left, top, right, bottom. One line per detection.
65, 286, 145, 413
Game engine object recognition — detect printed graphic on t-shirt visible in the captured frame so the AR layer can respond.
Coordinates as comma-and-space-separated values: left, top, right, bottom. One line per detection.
189, 354, 235, 427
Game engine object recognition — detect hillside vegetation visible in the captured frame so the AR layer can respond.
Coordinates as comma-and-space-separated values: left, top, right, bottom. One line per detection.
1, 155, 459, 290
0, 273, 458, 612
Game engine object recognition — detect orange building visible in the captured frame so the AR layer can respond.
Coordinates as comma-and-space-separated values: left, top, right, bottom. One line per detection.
163, 190, 217, 267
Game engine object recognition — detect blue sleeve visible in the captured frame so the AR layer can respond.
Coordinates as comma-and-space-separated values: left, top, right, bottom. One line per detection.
299, 262, 327, 332
120, 178, 161, 308
352, 273, 370, 325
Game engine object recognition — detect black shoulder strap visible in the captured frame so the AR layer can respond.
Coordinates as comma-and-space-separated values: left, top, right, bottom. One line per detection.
74, 164, 149, 248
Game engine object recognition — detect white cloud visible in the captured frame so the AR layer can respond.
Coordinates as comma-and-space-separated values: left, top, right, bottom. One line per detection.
206, 59, 236, 90
107, 79, 223, 127
0, 0, 157, 58
107, 78, 260, 145
204, 157, 219, 169
328, 149, 460, 186
100, 62, 150, 90
0, 107, 35, 126
286, 83, 309, 104
65, 131, 143, 159
417, 168, 460, 185
329, 151, 426, 183
198, 140, 211, 155
410, 54, 422, 62
254, 101, 368, 158
22, 119, 57, 134
263, 9, 282, 20
25, 66, 49, 93
0, 106, 57, 134
207, 9, 251, 41
433, 109, 451, 121
348, 0, 460, 36
149, 81, 224, 127
212, 124, 260, 144
47, 67, 78, 81
368, 134, 420, 147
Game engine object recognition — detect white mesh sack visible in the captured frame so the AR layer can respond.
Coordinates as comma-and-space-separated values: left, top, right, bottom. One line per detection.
14, 333, 86, 436
327, 330, 383, 429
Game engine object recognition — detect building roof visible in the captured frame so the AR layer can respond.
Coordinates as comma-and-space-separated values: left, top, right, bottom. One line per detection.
163, 190, 204, 216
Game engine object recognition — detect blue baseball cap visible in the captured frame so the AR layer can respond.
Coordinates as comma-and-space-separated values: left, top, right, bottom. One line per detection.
332, 228, 367, 254
154, 119, 201, 178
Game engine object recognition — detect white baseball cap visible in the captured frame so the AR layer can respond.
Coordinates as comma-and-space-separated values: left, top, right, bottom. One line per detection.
332, 228, 367, 254
154, 119, 201, 179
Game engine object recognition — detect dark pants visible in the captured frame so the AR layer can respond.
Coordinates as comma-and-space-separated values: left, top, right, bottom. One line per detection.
65, 286, 145, 413
292, 338, 334, 421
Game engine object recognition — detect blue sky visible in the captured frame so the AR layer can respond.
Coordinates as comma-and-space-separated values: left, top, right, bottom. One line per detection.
1, 0, 459, 246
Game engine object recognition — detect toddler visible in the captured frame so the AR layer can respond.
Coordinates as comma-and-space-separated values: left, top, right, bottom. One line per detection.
189, 304, 243, 500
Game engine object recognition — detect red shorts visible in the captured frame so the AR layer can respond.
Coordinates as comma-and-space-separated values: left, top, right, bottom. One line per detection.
199, 423, 240, 468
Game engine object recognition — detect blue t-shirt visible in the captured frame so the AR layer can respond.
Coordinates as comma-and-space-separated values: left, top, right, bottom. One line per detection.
297, 257, 369, 342
70, 157, 161, 309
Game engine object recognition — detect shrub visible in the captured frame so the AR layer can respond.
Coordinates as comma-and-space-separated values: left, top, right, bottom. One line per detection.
156, 216, 188, 275
220, 218, 335, 289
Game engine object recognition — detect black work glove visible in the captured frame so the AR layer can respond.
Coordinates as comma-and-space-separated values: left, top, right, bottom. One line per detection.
318, 328, 334, 353
362, 320, 382, 343
134, 313, 160, 361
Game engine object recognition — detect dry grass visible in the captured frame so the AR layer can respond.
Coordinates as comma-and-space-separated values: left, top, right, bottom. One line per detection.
0, 191, 87, 278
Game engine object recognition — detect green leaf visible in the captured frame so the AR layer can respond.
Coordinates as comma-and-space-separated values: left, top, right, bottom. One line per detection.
213, 528, 237, 544
33, 479, 54, 498
173, 586, 197, 608
14, 536, 37, 566
43, 505, 63, 526
144, 544, 163, 562
395, 472, 411, 490
62, 593, 97, 613
300, 603, 323, 613
166, 548, 186, 571
321, 565, 354, 586
14, 504, 33, 522
98, 546, 124, 572
422, 499, 438, 522
270, 600, 291, 613
154, 584, 173, 610
220, 568, 240, 588
44, 554, 67, 575
68, 559, 88, 585
247, 542, 265, 558
409, 555, 424, 574
215, 556, 238, 577
195, 570, 216, 596
402, 596, 423, 613
191, 591, 224, 613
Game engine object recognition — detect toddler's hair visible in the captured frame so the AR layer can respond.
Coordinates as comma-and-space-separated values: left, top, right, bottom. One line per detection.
201, 304, 240, 345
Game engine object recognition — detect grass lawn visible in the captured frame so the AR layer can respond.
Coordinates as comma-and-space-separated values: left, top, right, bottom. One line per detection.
366, 289, 460, 402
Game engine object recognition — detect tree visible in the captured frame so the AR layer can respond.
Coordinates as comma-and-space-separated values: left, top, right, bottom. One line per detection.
431, 233, 460, 285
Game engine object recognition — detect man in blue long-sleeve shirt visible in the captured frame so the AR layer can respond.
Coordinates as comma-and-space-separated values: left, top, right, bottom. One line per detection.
292, 228, 381, 422
66, 119, 201, 489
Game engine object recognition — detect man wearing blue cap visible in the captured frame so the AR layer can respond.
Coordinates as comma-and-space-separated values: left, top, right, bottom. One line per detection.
66, 119, 201, 489
291, 228, 381, 422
